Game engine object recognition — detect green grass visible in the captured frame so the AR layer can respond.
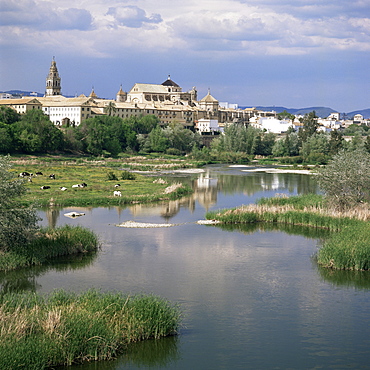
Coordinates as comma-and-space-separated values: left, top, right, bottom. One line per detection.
206, 194, 370, 271
0, 225, 99, 271
9, 156, 193, 207
0, 289, 181, 369
316, 222, 370, 270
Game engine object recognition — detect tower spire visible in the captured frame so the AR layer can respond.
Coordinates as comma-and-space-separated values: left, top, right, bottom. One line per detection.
45, 58, 61, 97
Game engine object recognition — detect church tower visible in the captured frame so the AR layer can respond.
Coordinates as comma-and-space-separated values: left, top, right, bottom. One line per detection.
45, 57, 61, 96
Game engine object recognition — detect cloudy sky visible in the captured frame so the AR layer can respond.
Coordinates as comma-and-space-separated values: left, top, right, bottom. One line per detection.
0, 0, 369, 112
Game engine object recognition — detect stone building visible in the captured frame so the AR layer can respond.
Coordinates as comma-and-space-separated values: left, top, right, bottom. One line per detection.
45, 58, 61, 96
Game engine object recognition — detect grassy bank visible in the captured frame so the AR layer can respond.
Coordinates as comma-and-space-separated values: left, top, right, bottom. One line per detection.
0, 225, 99, 271
0, 289, 181, 369
9, 156, 194, 207
206, 194, 370, 271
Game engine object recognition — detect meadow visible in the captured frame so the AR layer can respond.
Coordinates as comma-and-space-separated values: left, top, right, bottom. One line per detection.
10, 155, 196, 207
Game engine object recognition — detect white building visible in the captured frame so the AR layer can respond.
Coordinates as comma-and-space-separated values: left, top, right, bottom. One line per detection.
196, 118, 222, 133
250, 117, 294, 134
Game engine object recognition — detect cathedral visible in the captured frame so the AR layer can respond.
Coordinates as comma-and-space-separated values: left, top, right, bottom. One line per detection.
45, 57, 61, 96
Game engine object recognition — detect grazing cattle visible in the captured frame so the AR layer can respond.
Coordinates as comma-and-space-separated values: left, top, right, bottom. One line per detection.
113, 190, 122, 197
40, 186, 50, 190
35, 172, 43, 176
28, 177, 32, 182
19, 172, 30, 177
49, 174, 56, 179
59, 187, 68, 191
114, 184, 121, 188
72, 183, 87, 188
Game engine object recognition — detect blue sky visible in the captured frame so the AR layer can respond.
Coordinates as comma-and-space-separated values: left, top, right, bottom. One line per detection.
0, 0, 369, 112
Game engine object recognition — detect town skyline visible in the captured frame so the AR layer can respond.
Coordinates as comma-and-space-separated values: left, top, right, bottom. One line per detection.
0, 0, 369, 112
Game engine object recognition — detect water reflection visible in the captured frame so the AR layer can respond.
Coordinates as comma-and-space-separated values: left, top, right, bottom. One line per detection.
0, 253, 97, 295
13, 165, 370, 370
318, 267, 370, 289
65, 337, 180, 370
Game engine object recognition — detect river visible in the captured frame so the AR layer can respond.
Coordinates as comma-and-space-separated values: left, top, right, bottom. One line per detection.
2, 164, 370, 369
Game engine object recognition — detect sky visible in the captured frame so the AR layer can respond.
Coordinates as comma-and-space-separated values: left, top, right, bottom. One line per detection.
0, 0, 369, 113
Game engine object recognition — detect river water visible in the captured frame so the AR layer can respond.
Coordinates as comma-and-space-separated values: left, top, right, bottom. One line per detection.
2, 164, 370, 369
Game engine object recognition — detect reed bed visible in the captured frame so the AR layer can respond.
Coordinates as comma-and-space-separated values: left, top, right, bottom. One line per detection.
206, 194, 370, 271
0, 289, 181, 369
316, 222, 370, 271
0, 225, 99, 271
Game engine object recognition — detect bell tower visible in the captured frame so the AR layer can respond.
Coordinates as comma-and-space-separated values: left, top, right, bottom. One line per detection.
45, 57, 61, 96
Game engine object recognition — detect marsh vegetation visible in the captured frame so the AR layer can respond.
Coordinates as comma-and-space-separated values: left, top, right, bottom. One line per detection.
0, 289, 181, 369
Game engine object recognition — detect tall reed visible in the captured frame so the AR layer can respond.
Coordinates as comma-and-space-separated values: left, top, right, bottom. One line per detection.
0, 289, 181, 369
206, 194, 370, 271
0, 225, 100, 271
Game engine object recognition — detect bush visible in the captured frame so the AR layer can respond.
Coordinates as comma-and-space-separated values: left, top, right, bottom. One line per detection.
121, 171, 136, 180
316, 148, 370, 210
106, 171, 118, 181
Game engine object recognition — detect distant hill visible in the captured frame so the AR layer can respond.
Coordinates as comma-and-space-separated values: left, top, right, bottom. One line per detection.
347, 109, 370, 119
1, 90, 44, 97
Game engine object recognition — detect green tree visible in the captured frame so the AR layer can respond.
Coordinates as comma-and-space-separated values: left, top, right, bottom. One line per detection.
364, 136, 370, 154
316, 148, 370, 210
0, 106, 20, 125
277, 110, 295, 120
298, 111, 319, 144
163, 122, 201, 153
145, 126, 170, 152
126, 115, 159, 134
328, 129, 344, 155
103, 101, 117, 116
12, 110, 64, 153
0, 156, 39, 252
212, 124, 259, 154
300, 132, 329, 163
0, 124, 14, 153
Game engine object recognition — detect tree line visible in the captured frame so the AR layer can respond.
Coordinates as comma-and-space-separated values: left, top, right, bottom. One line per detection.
1, 106, 369, 162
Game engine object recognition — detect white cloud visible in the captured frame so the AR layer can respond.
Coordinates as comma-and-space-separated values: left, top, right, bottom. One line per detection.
0, 0, 369, 58
106, 5, 162, 28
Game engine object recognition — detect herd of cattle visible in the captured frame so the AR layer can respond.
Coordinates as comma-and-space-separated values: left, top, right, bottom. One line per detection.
18, 171, 122, 196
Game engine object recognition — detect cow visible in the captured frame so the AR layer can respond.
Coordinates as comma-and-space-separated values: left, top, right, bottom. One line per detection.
113, 190, 122, 197
59, 187, 68, 191
40, 186, 50, 190
19, 172, 30, 177
114, 184, 121, 188
72, 183, 87, 188
35, 172, 43, 176
49, 174, 56, 179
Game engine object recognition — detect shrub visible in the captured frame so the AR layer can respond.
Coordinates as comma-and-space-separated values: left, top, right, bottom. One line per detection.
316, 148, 370, 210
121, 170, 136, 180
106, 171, 118, 181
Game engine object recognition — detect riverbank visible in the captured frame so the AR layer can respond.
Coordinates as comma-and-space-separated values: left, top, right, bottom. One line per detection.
0, 289, 181, 369
0, 225, 99, 271
10, 155, 197, 207
206, 194, 370, 271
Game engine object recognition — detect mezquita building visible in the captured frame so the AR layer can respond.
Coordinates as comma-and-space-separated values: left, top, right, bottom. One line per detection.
0, 59, 266, 135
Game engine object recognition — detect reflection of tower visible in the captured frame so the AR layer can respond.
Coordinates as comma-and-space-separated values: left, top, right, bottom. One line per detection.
45, 208, 60, 228
45, 57, 61, 96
